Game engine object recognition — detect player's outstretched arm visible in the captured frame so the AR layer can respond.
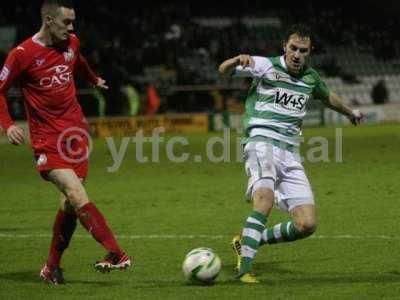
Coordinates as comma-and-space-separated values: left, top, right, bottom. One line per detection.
323, 91, 363, 125
0, 94, 14, 130
218, 54, 254, 76
76, 53, 108, 89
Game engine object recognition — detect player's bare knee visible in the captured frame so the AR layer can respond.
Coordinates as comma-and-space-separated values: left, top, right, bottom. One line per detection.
64, 187, 78, 201
253, 188, 274, 214
64, 186, 88, 208
295, 219, 318, 235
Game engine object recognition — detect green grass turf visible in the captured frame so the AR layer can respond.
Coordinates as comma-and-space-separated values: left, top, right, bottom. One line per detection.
1, 123, 400, 299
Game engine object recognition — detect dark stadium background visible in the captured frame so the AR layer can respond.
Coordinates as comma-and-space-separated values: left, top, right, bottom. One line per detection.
1, 0, 399, 118
1, 2, 400, 299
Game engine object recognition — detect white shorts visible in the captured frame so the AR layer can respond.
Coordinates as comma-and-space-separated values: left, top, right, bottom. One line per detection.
244, 141, 315, 212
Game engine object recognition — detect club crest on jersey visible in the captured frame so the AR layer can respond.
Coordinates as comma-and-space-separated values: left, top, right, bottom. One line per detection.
37, 154, 48, 166
0, 66, 10, 81
266, 71, 290, 82
63, 47, 74, 62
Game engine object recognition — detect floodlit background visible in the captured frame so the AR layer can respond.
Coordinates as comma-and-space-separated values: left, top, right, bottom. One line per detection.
1, 1, 400, 299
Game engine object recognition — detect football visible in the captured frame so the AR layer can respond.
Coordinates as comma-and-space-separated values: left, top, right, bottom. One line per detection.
182, 247, 222, 284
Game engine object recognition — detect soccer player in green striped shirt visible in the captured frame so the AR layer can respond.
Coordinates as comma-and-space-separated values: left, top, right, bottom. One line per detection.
218, 24, 363, 283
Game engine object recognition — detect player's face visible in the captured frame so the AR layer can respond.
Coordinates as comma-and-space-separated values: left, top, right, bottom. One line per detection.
48, 7, 75, 43
283, 34, 311, 75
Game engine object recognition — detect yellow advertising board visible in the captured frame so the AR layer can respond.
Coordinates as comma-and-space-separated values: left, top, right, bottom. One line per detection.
89, 113, 209, 137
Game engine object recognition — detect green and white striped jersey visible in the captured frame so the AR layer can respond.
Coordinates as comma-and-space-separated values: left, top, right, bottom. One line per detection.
235, 55, 330, 149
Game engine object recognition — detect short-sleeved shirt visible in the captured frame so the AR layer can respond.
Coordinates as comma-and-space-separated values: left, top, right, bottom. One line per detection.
235, 55, 330, 149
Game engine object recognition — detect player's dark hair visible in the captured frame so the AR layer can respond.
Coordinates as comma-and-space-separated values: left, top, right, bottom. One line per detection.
41, 0, 74, 19
283, 24, 313, 45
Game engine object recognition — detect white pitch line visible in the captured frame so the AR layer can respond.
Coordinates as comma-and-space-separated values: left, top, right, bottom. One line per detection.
0, 233, 227, 240
311, 234, 400, 240
0, 233, 399, 240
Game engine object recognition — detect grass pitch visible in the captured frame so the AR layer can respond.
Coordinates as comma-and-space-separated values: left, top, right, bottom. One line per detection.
0, 123, 400, 299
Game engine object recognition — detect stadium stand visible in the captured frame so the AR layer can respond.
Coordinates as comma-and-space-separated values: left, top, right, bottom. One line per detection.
1, 1, 399, 115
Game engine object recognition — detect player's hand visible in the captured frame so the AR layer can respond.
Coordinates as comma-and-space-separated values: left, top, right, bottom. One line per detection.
6, 125, 25, 145
96, 77, 109, 90
349, 109, 363, 126
236, 54, 254, 68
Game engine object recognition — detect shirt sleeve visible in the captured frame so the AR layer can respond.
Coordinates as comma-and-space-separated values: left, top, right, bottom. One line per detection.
233, 56, 272, 78
0, 48, 23, 131
75, 52, 99, 85
71, 34, 99, 85
312, 72, 330, 101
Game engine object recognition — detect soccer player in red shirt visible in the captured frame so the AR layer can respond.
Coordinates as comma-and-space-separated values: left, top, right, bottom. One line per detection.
0, 0, 131, 284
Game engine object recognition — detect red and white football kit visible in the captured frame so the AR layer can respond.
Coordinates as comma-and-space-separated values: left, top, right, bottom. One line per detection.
0, 33, 98, 179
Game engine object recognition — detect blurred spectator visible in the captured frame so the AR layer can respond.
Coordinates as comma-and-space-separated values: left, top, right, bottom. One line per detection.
145, 85, 161, 115
322, 56, 341, 77
350, 98, 361, 107
371, 79, 389, 105
1, 1, 399, 115
122, 85, 141, 116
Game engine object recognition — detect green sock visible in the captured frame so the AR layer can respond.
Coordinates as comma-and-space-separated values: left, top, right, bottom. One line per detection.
259, 221, 310, 246
239, 211, 267, 275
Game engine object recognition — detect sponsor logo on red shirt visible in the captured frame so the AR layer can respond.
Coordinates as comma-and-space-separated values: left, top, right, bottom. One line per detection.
39, 65, 72, 88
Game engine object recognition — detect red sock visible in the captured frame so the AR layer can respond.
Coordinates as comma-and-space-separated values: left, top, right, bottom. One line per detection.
47, 209, 77, 268
77, 202, 123, 255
